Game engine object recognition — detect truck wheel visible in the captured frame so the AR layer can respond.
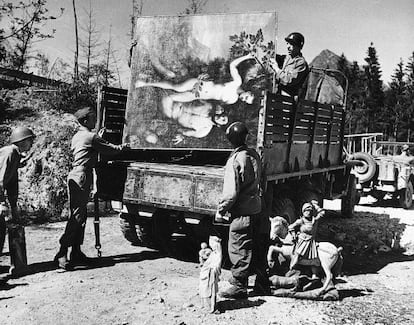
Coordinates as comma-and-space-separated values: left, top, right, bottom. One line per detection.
341, 174, 357, 217
119, 213, 156, 248
399, 181, 413, 209
119, 213, 140, 245
272, 198, 296, 224
351, 152, 377, 183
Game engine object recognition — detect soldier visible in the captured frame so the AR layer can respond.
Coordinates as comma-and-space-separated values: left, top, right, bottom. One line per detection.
399, 144, 411, 157
0, 126, 35, 280
269, 32, 309, 98
54, 107, 128, 270
216, 122, 264, 299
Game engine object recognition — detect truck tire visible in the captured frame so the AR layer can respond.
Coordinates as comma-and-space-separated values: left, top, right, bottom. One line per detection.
341, 174, 357, 217
272, 198, 297, 224
119, 213, 140, 245
119, 213, 156, 248
399, 181, 413, 209
351, 152, 377, 183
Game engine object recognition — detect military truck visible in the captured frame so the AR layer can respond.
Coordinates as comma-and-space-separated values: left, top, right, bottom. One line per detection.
95, 12, 357, 253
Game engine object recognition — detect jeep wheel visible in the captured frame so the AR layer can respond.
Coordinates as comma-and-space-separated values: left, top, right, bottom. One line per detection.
399, 181, 413, 209
351, 152, 377, 183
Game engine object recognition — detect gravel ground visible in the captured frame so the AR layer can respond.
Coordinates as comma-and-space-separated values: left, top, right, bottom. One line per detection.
0, 197, 413, 325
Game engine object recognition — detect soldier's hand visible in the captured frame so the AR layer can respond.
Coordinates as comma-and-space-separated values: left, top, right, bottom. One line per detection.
121, 143, 131, 150
98, 127, 106, 137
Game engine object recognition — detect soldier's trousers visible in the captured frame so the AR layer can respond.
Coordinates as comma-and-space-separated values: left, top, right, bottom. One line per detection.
59, 172, 91, 248
228, 215, 254, 286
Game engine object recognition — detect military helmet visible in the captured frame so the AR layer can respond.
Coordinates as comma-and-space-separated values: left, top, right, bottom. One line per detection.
285, 32, 305, 48
226, 121, 249, 147
10, 126, 35, 144
302, 202, 314, 213
74, 106, 95, 123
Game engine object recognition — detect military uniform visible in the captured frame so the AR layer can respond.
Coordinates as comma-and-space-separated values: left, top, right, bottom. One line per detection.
59, 127, 123, 249
275, 53, 309, 97
0, 144, 21, 254
218, 145, 262, 290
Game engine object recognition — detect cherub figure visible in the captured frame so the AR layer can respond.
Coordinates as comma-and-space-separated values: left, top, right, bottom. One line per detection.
199, 236, 222, 313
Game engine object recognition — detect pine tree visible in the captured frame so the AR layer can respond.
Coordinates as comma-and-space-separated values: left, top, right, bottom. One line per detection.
363, 43, 384, 133
385, 59, 407, 140
404, 52, 414, 141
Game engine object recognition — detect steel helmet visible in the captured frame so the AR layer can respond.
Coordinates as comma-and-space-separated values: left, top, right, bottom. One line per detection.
285, 32, 305, 48
226, 121, 249, 147
302, 202, 314, 213
10, 126, 35, 144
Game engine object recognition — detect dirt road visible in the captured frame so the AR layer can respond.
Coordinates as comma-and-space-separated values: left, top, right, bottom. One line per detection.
1, 199, 413, 325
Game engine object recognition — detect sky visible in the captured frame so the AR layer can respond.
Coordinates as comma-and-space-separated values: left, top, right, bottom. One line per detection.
4, 0, 414, 87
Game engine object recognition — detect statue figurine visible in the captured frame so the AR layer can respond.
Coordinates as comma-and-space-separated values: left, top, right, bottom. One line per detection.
199, 242, 212, 266
199, 236, 222, 313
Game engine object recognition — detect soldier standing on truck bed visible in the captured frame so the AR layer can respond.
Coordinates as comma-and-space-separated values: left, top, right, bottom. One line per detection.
0, 126, 35, 282
216, 121, 266, 299
269, 32, 309, 99
54, 107, 128, 270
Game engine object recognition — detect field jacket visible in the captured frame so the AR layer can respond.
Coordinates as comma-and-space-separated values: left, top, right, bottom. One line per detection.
218, 145, 262, 217
69, 127, 123, 189
0, 144, 20, 208
275, 53, 309, 97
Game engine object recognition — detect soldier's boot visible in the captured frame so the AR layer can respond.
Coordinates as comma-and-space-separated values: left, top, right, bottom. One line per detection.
220, 278, 248, 299
70, 245, 91, 265
54, 246, 70, 270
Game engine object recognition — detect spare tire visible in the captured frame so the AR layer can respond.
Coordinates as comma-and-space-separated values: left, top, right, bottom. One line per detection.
350, 152, 377, 183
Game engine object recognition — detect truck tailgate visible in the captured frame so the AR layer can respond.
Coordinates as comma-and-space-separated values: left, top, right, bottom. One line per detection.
123, 162, 224, 215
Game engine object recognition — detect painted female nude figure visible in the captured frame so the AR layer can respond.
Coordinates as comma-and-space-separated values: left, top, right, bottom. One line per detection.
135, 54, 256, 105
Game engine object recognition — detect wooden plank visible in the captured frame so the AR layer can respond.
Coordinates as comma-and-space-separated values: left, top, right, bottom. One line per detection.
293, 126, 312, 136
102, 100, 127, 110
103, 115, 125, 123
295, 119, 313, 128
265, 124, 290, 135
102, 86, 128, 95
266, 133, 289, 142
105, 107, 127, 116
292, 134, 311, 142
103, 92, 128, 103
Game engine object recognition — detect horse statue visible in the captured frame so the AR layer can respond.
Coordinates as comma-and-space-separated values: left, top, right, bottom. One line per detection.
267, 216, 343, 295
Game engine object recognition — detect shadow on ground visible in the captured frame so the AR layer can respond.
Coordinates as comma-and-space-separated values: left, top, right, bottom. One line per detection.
2, 250, 164, 279
318, 209, 413, 275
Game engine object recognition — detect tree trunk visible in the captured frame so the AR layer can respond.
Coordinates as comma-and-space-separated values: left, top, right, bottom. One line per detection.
72, 0, 79, 81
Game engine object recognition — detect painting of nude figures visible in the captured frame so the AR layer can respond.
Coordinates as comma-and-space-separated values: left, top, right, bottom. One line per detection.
124, 12, 277, 149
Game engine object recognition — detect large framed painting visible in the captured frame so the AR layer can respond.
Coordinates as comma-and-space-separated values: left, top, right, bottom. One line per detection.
124, 12, 277, 149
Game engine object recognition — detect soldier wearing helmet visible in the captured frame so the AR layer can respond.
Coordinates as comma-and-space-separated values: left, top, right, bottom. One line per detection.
0, 126, 35, 264
400, 144, 411, 157
269, 32, 309, 98
54, 106, 129, 270
217, 122, 267, 298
